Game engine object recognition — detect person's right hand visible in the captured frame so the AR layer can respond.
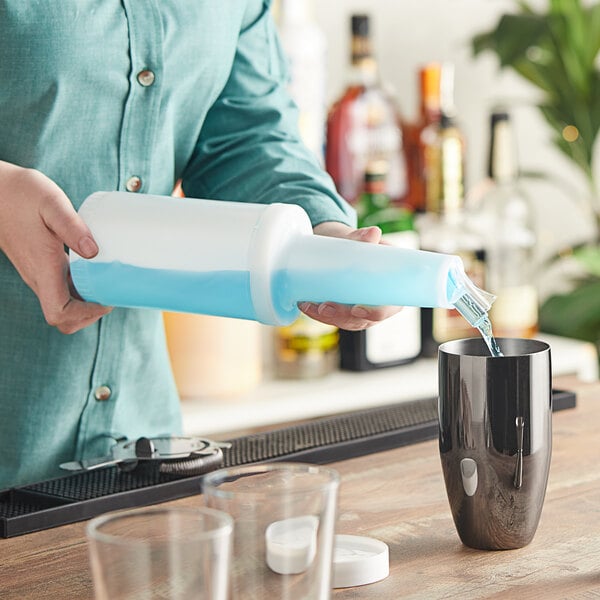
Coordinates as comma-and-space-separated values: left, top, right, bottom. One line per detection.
0, 161, 112, 334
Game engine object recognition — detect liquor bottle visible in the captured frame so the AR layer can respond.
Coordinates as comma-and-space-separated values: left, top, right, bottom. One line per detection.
274, 313, 339, 379
275, 0, 337, 378
417, 65, 487, 356
325, 14, 407, 205
422, 63, 465, 216
402, 63, 442, 213
473, 109, 538, 337
340, 161, 421, 370
355, 160, 414, 232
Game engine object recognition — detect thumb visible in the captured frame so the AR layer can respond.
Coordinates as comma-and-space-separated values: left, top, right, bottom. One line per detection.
40, 191, 99, 258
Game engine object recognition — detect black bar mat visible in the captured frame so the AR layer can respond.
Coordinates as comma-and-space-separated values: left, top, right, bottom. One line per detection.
0, 389, 576, 538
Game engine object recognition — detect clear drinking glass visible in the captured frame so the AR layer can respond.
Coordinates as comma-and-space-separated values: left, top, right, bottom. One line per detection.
202, 463, 340, 600
87, 506, 233, 600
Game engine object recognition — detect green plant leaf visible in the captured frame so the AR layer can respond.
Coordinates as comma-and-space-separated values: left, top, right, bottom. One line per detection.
586, 4, 600, 65
549, 0, 588, 81
511, 59, 557, 94
590, 72, 600, 135
540, 278, 600, 343
572, 246, 600, 276
537, 104, 593, 177
471, 13, 549, 67
471, 1, 600, 184
544, 7, 592, 99
516, 0, 535, 15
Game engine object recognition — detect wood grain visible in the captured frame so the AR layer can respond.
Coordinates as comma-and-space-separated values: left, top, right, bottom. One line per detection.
1, 375, 600, 599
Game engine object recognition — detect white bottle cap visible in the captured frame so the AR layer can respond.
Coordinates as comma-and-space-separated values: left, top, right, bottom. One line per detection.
333, 534, 390, 588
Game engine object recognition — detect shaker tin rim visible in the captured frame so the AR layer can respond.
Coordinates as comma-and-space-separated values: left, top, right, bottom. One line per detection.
439, 337, 550, 358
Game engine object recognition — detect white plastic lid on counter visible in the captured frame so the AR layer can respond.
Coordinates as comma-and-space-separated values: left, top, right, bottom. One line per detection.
332, 534, 390, 588
265, 517, 389, 588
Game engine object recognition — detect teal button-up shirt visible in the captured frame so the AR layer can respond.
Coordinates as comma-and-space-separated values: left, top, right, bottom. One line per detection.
0, 1, 354, 488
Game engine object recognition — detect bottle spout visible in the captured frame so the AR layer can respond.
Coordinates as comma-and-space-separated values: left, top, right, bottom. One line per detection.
448, 265, 496, 329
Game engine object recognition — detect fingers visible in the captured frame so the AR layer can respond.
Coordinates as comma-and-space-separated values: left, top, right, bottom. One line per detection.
36, 251, 112, 334
46, 300, 112, 335
299, 302, 402, 331
313, 221, 383, 244
34, 181, 108, 332
344, 226, 383, 244
307, 222, 399, 330
0, 163, 108, 334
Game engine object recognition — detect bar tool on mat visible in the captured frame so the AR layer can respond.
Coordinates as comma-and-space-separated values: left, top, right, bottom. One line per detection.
60, 436, 231, 476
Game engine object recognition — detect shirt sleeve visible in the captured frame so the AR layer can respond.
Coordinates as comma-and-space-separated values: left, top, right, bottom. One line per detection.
181, 0, 356, 228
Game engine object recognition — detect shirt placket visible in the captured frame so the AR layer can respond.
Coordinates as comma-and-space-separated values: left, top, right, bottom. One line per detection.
118, 0, 164, 194
75, 0, 165, 461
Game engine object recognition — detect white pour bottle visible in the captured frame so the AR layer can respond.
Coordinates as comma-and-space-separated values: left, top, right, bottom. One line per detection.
69, 192, 493, 327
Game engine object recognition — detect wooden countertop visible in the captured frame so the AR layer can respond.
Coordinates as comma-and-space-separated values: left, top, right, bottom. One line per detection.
1, 375, 599, 599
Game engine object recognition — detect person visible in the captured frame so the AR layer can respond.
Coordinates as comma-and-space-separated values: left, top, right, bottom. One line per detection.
0, 1, 398, 489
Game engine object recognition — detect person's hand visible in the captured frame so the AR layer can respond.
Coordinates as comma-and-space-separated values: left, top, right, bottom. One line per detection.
0, 161, 112, 333
299, 221, 402, 331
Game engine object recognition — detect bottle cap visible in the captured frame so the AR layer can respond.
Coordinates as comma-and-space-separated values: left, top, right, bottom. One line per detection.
420, 62, 441, 111
333, 534, 389, 588
351, 14, 370, 36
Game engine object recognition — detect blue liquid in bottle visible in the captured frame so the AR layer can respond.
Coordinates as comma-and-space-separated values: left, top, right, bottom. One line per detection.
70, 261, 258, 321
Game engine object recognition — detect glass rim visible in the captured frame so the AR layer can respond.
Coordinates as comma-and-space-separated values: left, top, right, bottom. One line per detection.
202, 462, 341, 498
86, 505, 233, 547
439, 337, 550, 358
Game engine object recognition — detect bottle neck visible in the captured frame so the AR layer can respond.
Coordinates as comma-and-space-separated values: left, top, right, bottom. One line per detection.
488, 117, 518, 184
364, 177, 386, 195
419, 64, 442, 124
427, 120, 466, 216
348, 55, 378, 87
347, 28, 379, 86
357, 161, 391, 225
439, 63, 457, 121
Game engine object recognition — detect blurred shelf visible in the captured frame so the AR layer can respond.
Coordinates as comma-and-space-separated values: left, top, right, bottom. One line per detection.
181, 333, 598, 437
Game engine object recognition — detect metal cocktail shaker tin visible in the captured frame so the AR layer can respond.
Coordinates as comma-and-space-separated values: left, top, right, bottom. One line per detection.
438, 338, 552, 550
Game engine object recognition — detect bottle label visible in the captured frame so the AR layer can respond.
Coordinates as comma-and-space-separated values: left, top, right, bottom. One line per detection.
345, 99, 407, 201
365, 307, 421, 363
274, 314, 339, 378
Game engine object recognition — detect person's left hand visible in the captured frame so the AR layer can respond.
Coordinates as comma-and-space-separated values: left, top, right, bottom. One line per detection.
299, 221, 402, 331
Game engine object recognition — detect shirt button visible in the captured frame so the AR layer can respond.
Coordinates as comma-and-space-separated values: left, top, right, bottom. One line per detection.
126, 176, 142, 192
94, 385, 112, 401
137, 69, 155, 87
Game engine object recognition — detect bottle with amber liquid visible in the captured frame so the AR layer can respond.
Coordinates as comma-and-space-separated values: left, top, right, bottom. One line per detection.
473, 109, 538, 337
417, 67, 486, 356
325, 14, 406, 205
340, 161, 421, 370
402, 63, 442, 213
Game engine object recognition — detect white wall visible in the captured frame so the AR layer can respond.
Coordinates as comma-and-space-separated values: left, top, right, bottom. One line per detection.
311, 1, 597, 293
